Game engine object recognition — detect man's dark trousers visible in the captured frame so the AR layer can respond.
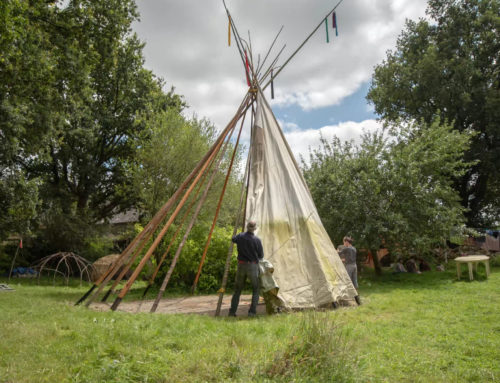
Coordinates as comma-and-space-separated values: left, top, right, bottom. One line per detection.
229, 262, 260, 316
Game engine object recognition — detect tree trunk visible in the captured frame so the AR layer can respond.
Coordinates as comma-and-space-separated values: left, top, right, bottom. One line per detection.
77, 193, 89, 213
370, 248, 383, 276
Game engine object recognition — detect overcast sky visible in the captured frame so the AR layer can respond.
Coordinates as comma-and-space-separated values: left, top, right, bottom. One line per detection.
132, 0, 428, 161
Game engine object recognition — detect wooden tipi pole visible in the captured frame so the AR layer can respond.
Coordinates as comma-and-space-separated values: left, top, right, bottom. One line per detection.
142, 107, 238, 301
191, 100, 248, 293
214, 141, 251, 316
149, 96, 252, 312
77, 96, 241, 307
102, 153, 216, 303
110, 95, 252, 311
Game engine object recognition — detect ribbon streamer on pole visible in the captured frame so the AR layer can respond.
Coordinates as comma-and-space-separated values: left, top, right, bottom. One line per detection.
270, 69, 275, 99
332, 12, 338, 36
245, 50, 251, 86
325, 18, 329, 43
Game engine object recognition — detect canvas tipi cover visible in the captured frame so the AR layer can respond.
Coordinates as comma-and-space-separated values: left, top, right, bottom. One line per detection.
246, 90, 358, 309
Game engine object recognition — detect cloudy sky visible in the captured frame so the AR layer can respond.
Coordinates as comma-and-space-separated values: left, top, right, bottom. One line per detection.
132, 0, 428, 161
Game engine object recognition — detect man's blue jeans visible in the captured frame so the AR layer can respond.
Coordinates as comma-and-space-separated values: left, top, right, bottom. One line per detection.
229, 262, 260, 316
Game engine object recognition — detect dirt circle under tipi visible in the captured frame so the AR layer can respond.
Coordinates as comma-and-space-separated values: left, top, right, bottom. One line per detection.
89, 294, 267, 316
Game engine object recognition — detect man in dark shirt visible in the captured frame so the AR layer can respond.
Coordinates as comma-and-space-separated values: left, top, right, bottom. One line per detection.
228, 220, 264, 317
339, 236, 358, 288
339, 235, 362, 305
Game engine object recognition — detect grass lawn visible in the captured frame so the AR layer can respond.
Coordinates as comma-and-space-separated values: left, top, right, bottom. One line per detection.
1, 263, 499, 382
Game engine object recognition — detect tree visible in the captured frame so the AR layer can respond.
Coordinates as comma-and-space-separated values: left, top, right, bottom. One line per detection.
132, 110, 217, 221
367, 0, 500, 227
0, 1, 60, 244
0, 171, 40, 241
30, 0, 184, 221
302, 119, 473, 274
1, 0, 187, 254
0, 0, 57, 167
131, 107, 244, 268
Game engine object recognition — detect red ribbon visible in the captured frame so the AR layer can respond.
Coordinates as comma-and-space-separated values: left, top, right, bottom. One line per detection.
245, 51, 251, 86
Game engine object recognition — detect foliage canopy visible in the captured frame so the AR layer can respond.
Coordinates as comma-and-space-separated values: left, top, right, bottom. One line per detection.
0, 0, 242, 278
302, 118, 473, 261
367, 0, 500, 226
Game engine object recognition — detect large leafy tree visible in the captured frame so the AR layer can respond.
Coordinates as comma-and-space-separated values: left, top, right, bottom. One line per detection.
31, 0, 184, 221
367, 0, 500, 226
0, 1, 59, 240
132, 110, 217, 221
1, 0, 241, 264
132, 107, 244, 269
1, 0, 185, 253
303, 119, 473, 274
0, 0, 57, 166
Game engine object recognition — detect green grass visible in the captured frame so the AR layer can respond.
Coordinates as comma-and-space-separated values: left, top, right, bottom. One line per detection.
1, 263, 499, 382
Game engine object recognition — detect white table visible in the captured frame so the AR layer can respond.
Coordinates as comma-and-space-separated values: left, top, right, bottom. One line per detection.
454, 255, 490, 281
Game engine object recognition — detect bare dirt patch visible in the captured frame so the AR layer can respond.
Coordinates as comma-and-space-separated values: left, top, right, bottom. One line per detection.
90, 294, 267, 317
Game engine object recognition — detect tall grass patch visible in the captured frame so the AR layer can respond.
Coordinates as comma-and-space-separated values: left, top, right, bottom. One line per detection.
266, 311, 359, 382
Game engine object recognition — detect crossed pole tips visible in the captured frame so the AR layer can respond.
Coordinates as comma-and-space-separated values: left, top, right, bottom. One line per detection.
75, 0, 346, 313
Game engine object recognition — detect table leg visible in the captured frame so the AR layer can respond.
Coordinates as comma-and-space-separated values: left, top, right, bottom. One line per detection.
485, 260, 490, 277
467, 262, 474, 281
456, 262, 461, 280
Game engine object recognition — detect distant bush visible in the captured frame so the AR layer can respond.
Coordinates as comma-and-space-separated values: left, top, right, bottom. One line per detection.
154, 224, 237, 293
80, 235, 114, 262
490, 253, 500, 268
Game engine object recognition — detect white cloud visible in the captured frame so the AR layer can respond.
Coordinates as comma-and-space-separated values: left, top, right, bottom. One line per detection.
276, 119, 300, 132
133, 0, 427, 130
283, 119, 383, 164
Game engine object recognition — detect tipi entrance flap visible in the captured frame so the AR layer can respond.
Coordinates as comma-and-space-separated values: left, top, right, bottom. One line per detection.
247, 90, 357, 308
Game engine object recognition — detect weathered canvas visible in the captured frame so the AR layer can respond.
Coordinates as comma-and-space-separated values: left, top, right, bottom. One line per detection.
246, 90, 358, 308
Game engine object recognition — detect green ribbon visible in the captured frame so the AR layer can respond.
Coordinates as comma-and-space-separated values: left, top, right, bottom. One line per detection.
325, 18, 329, 43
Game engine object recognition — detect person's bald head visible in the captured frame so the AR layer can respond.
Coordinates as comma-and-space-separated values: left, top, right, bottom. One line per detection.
247, 221, 257, 233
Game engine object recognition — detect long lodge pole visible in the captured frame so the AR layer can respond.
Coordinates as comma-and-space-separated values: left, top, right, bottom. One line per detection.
75, 116, 232, 306
150, 95, 253, 312
110, 94, 252, 311
144, 104, 239, 303
81, 134, 222, 307
190, 98, 249, 293
80, 93, 250, 308
103, 151, 216, 303
214, 134, 251, 316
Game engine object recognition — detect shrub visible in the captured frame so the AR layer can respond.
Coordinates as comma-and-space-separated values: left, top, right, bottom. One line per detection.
154, 224, 237, 293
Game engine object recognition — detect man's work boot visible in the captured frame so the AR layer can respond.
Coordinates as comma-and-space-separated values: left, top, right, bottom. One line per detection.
354, 295, 362, 306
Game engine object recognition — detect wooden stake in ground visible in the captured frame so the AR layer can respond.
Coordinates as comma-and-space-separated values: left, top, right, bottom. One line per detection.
8, 244, 20, 282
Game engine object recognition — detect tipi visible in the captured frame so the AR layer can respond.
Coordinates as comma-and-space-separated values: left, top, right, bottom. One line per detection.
246, 90, 358, 309
76, 1, 358, 312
